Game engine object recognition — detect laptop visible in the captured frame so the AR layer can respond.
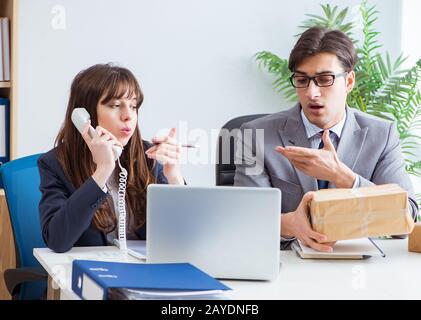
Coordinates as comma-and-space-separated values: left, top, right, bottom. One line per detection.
146, 185, 281, 281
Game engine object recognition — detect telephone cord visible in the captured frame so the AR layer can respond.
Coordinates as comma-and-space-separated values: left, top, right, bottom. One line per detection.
117, 157, 128, 252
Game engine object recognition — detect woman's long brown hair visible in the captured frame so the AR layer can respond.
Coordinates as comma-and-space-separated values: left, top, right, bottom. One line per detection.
55, 63, 155, 233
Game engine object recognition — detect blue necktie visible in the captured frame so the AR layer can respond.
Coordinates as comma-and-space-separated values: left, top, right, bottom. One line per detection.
317, 131, 329, 190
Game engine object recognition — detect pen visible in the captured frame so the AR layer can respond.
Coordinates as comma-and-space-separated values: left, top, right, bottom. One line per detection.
152, 142, 199, 149
368, 237, 386, 257
179, 144, 199, 148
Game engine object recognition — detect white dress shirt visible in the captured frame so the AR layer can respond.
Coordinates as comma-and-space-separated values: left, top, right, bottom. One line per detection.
300, 108, 359, 188
281, 108, 358, 242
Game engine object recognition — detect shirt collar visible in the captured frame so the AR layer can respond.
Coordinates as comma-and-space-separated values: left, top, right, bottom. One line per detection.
300, 107, 347, 139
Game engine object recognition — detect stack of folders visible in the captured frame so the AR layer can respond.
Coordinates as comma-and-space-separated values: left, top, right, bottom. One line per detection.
71, 260, 231, 300
0, 17, 10, 81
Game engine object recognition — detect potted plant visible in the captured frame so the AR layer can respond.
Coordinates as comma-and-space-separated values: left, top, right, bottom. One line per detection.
255, 0, 421, 218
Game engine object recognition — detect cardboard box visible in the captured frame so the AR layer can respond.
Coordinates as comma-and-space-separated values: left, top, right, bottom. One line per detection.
408, 223, 421, 253
310, 184, 415, 242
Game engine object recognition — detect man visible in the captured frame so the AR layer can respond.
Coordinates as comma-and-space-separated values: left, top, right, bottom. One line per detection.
234, 27, 419, 252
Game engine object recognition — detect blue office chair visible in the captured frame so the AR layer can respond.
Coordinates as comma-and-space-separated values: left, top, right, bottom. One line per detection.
216, 114, 269, 186
0, 154, 48, 300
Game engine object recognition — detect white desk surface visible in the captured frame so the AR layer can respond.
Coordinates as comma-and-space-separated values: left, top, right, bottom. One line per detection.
34, 238, 421, 300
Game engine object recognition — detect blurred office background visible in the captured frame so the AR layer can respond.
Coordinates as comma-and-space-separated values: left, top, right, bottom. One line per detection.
14, 0, 420, 188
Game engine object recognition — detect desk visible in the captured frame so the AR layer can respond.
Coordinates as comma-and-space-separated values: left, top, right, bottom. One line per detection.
34, 238, 421, 300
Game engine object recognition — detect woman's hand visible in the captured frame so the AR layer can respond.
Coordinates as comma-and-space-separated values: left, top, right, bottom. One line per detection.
146, 128, 184, 185
81, 121, 123, 188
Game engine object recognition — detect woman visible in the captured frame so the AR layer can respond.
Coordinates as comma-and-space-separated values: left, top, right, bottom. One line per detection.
38, 63, 184, 253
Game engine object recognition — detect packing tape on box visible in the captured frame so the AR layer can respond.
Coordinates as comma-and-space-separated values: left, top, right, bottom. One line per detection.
311, 208, 409, 226
350, 188, 364, 197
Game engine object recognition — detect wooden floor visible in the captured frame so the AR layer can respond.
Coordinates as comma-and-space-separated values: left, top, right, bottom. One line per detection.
0, 190, 16, 300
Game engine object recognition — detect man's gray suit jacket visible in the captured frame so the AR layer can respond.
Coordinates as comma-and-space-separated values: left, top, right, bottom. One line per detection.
234, 104, 418, 247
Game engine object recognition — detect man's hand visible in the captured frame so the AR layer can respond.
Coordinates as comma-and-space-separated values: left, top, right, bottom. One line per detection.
281, 192, 335, 252
276, 130, 355, 188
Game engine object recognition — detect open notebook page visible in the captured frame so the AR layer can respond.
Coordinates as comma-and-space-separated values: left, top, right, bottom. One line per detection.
292, 238, 385, 259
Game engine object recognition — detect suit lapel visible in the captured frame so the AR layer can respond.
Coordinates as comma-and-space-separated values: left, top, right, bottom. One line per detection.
278, 103, 318, 193
336, 107, 368, 171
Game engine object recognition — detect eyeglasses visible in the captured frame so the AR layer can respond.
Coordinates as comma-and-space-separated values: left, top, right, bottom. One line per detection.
289, 71, 348, 88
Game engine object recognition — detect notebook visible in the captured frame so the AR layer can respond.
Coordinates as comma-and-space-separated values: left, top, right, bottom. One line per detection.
291, 238, 386, 260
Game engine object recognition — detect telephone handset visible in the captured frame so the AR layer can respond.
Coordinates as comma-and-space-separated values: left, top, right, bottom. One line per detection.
71, 108, 123, 160
71, 107, 128, 252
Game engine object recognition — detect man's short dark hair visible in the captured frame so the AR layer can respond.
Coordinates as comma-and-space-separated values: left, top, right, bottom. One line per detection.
288, 27, 357, 72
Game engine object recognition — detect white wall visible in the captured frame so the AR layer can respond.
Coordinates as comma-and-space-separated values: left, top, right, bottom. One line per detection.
401, 0, 421, 193
401, 0, 421, 67
17, 0, 409, 186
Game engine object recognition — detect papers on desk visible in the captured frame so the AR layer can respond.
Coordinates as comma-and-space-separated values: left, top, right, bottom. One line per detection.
107, 288, 228, 300
67, 250, 132, 263
113, 239, 146, 260
292, 238, 386, 260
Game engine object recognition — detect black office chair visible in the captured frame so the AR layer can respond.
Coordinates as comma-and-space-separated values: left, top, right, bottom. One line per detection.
215, 114, 269, 186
